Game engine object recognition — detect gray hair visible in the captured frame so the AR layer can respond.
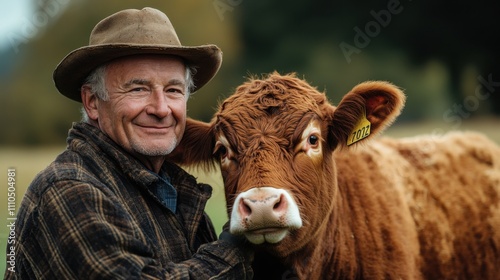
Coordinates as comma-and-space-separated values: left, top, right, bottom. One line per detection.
81, 62, 197, 122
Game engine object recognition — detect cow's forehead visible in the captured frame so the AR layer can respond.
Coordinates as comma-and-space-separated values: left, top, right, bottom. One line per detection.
217, 75, 327, 123
222, 81, 323, 112
214, 75, 329, 151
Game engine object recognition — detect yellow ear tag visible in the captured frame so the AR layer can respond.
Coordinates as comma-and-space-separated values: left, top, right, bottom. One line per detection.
347, 108, 371, 146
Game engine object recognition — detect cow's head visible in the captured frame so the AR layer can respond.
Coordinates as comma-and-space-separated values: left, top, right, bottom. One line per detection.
168, 72, 405, 257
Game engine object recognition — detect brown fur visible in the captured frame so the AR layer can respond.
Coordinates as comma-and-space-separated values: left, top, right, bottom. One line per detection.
168, 72, 500, 279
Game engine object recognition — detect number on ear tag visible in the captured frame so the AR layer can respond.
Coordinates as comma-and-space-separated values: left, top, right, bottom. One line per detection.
347, 108, 371, 146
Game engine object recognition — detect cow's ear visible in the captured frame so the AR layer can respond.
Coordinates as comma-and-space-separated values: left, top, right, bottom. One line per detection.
166, 118, 217, 170
329, 81, 405, 148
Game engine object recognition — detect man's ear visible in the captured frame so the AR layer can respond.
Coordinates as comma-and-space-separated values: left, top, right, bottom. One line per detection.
81, 85, 99, 121
329, 81, 405, 148
167, 118, 217, 170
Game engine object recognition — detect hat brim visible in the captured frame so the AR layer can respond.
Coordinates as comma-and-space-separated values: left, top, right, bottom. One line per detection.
53, 44, 222, 102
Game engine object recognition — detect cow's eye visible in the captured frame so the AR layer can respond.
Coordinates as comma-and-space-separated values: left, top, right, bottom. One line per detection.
217, 146, 228, 159
308, 134, 319, 147
214, 141, 229, 160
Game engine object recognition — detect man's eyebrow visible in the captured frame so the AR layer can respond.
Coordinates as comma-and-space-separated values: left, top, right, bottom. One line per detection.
123, 78, 186, 87
168, 79, 186, 87
124, 79, 151, 87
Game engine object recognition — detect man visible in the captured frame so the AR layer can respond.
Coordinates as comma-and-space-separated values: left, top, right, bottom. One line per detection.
5, 7, 253, 279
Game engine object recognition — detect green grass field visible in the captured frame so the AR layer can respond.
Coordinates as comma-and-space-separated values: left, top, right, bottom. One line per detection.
1, 117, 498, 274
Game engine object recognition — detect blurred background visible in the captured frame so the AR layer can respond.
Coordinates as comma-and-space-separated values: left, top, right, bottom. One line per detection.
1, 0, 499, 272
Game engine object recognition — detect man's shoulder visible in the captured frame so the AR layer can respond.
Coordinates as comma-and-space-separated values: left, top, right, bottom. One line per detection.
29, 148, 105, 195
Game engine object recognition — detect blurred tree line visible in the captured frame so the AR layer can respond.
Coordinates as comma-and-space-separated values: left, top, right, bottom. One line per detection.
1, 0, 498, 146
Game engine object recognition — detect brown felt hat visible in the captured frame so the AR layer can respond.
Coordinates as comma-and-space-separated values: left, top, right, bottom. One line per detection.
53, 7, 222, 102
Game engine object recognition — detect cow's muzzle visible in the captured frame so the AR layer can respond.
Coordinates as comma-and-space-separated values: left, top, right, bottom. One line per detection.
229, 187, 302, 244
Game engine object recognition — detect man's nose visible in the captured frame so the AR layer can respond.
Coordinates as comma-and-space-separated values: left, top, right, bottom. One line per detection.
146, 89, 171, 118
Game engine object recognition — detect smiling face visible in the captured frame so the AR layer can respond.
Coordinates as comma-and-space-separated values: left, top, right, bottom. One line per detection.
82, 55, 188, 172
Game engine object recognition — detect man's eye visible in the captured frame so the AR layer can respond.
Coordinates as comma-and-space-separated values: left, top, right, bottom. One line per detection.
167, 88, 184, 94
130, 87, 148, 92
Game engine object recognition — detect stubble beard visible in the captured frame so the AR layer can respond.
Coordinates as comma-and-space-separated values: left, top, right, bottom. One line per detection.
131, 136, 178, 157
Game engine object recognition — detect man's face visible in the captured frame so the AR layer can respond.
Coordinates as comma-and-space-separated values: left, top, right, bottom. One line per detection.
92, 55, 188, 160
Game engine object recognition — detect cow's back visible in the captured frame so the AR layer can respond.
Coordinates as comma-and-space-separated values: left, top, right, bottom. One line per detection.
336, 131, 500, 279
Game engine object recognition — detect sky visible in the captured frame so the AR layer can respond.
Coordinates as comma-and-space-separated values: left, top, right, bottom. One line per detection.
0, 0, 33, 52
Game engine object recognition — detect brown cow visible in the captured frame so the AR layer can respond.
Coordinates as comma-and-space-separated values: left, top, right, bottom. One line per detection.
168, 72, 500, 279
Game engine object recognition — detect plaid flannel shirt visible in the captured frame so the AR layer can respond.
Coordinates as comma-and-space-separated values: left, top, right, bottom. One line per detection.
4, 122, 252, 279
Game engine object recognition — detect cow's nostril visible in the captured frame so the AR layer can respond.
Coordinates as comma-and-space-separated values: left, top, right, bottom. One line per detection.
239, 198, 252, 218
273, 194, 287, 212
273, 198, 281, 209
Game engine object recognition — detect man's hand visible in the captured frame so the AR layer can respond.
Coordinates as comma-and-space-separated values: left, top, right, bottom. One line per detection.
219, 222, 254, 263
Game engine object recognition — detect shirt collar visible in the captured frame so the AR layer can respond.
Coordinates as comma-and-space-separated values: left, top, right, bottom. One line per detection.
148, 170, 178, 213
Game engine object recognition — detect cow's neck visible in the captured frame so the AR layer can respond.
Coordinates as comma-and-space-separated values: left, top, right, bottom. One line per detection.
289, 171, 360, 279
